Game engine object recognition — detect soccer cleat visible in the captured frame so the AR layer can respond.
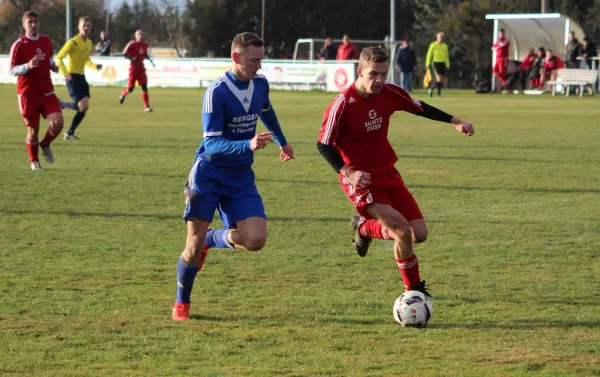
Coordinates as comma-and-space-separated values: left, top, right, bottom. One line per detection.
409, 280, 433, 299
30, 161, 44, 171
64, 133, 79, 140
171, 303, 190, 321
119, 95, 125, 105
40, 142, 54, 164
350, 216, 372, 257
428, 87, 434, 97
144, 107, 153, 112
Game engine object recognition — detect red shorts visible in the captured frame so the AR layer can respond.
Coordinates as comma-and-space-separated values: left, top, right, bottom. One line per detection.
340, 168, 423, 221
17, 93, 61, 127
128, 68, 148, 87
493, 58, 508, 74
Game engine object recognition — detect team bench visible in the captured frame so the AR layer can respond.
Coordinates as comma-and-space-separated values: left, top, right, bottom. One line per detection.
547, 68, 598, 97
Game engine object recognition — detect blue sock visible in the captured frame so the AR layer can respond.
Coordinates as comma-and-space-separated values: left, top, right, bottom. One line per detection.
205, 229, 234, 249
175, 256, 199, 304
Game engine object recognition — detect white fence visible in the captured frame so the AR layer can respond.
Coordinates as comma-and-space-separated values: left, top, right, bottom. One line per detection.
0, 56, 356, 92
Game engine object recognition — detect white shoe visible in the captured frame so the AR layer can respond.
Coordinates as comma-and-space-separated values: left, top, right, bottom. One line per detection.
64, 133, 79, 140
144, 107, 153, 112
513, 90, 520, 94
40, 142, 54, 163
31, 161, 44, 171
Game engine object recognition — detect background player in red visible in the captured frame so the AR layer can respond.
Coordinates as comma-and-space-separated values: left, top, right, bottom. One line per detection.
9, 10, 64, 171
492, 28, 510, 92
119, 29, 154, 112
317, 46, 474, 300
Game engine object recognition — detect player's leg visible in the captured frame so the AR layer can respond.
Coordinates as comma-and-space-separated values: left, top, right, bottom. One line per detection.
139, 71, 152, 112
228, 217, 267, 251
65, 76, 90, 139
39, 95, 64, 164
19, 96, 43, 170
26, 122, 42, 170
120, 73, 136, 104
367, 203, 429, 296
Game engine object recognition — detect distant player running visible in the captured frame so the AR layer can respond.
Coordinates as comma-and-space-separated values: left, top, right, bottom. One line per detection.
119, 29, 154, 112
317, 46, 474, 299
171, 32, 295, 321
56, 16, 103, 140
9, 10, 64, 171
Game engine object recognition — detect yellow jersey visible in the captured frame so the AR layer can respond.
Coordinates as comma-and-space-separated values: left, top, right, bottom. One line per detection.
426, 41, 450, 68
56, 35, 98, 76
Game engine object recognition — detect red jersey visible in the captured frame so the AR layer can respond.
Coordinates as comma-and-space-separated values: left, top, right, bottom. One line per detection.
492, 37, 510, 58
9, 34, 55, 96
123, 41, 149, 69
318, 82, 424, 175
520, 53, 536, 70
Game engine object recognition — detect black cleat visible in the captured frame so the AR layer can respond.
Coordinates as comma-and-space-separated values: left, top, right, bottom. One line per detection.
350, 216, 372, 257
119, 95, 125, 105
409, 280, 433, 298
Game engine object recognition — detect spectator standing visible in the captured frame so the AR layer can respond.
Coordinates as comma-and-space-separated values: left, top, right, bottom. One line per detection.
95, 30, 111, 56
565, 31, 583, 68
319, 37, 337, 61
337, 35, 358, 61
396, 39, 417, 92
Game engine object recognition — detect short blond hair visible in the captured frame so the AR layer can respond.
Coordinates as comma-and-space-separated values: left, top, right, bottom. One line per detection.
231, 32, 264, 53
78, 16, 91, 24
359, 46, 389, 67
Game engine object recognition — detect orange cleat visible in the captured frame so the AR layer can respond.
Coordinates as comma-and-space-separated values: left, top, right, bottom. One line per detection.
171, 303, 190, 321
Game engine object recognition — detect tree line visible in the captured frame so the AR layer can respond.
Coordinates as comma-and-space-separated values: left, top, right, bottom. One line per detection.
1, 0, 599, 85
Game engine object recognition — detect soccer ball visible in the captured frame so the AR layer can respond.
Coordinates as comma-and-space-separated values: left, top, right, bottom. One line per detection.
393, 290, 433, 328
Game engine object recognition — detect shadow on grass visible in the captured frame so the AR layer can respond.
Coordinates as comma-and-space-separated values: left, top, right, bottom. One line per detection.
429, 319, 600, 329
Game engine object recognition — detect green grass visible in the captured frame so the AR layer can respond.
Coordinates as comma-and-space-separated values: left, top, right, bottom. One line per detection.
1, 85, 599, 376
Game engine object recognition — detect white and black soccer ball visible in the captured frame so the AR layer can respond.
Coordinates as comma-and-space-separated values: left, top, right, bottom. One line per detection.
393, 290, 433, 328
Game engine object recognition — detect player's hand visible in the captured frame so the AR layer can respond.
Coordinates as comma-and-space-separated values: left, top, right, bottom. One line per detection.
342, 167, 371, 189
451, 117, 475, 136
96, 64, 103, 71
27, 54, 42, 69
50, 64, 59, 73
65, 74, 72, 81
279, 144, 294, 162
250, 132, 274, 151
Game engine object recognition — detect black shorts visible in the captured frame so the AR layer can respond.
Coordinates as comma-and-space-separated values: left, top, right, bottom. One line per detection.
432, 62, 448, 76
66, 73, 90, 102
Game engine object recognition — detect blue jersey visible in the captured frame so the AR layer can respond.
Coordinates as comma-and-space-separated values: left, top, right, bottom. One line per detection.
197, 70, 272, 170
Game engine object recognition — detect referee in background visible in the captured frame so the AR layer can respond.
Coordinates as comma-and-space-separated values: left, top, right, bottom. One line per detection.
56, 16, 103, 140
425, 32, 450, 97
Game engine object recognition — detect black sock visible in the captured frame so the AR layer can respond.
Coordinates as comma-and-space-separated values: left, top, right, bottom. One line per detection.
437, 82, 443, 96
68, 111, 86, 134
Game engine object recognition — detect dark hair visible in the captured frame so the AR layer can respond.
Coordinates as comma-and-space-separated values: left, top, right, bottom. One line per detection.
22, 10, 39, 22
500, 28, 505, 33
231, 32, 264, 53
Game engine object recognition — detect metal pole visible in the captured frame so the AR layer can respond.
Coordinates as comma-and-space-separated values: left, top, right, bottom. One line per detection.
105, 11, 110, 35
261, 0, 265, 41
541, 0, 549, 13
390, 0, 396, 83
66, 0, 71, 40
491, 19, 498, 91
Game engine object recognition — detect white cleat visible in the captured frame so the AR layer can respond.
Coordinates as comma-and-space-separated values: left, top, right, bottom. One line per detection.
31, 161, 44, 171
64, 133, 79, 140
144, 107, 153, 113
40, 143, 54, 164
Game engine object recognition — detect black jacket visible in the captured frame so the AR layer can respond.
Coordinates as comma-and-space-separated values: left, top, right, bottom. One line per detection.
319, 44, 337, 60
397, 47, 417, 72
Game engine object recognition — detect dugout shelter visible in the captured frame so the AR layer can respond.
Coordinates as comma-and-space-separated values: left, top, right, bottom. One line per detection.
485, 13, 585, 90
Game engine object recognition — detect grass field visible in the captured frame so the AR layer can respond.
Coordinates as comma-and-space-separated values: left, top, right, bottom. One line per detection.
1, 84, 599, 376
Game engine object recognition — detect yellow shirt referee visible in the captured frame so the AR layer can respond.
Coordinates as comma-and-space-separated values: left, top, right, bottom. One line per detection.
56, 16, 102, 140
425, 32, 450, 97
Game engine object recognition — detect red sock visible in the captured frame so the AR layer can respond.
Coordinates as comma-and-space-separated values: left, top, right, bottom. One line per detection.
359, 219, 393, 240
121, 88, 129, 97
26, 139, 39, 162
41, 128, 58, 146
142, 92, 149, 108
197, 248, 209, 272
396, 254, 421, 289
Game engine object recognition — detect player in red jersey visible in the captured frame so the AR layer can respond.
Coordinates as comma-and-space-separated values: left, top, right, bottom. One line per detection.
9, 10, 64, 171
119, 29, 154, 112
317, 46, 474, 299
492, 28, 510, 91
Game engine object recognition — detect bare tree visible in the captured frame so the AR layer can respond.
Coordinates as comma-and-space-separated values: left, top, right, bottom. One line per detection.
158, 0, 187, 57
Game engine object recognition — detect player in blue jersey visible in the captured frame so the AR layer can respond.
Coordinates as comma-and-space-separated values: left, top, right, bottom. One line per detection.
172, 32, 294, 321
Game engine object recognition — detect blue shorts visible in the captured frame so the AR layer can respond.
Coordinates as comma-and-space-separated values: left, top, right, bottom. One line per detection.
183, 155, 266, 228
66, 74, 90, 102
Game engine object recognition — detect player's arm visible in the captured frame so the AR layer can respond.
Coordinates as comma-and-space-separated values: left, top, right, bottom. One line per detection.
122, 42, 137, 61
415, 101, 474, 136
85, 45, 100, 71
425, 43, 434, 67
444, 45, 450, 69
259, 87, 287, 146
317, 142, 371, 189
8, 40, 30, 76
56, 40, 74, 77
